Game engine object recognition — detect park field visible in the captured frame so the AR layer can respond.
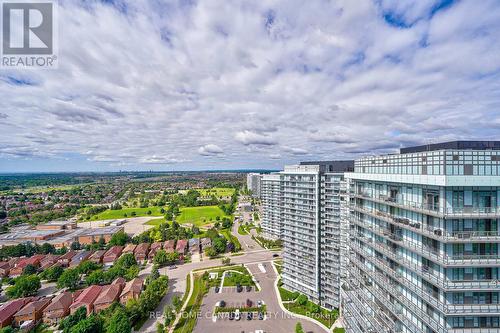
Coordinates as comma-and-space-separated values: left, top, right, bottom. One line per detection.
90, 207, 165, 220
176, 205, 230, 226
179, 187, 235, 198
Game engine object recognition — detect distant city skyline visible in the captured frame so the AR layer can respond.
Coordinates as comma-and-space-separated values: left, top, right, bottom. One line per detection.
2, 0, 500, 172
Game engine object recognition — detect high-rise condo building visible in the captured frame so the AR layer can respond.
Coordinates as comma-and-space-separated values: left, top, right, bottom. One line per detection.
279, 161, 353, 309
247, 173, 262, 198
342, 141, 500, 333
261, 173, 283, 239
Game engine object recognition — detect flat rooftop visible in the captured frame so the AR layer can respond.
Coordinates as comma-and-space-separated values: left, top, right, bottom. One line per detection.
299, 160, 354, 172
401, 141, 500, 154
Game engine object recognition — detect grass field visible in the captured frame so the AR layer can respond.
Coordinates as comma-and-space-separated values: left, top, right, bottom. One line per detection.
179, 187, 235, 198
145, 217, 166, 226
176, 206, 230, 226
91, 207, 165, 220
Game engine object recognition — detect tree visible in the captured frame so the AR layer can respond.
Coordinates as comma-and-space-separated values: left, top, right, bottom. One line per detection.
221, 257, 231, 265
57, 268, 80, 290
204, 247, 217, 258
109, 231, 129, 246
22, 264, 37, 275
7, 275, 41, 298
296, 294, 308, 306
307, 302, 320, 313
68, 314, 103, 333
76, 260, 100, 275
40, 242, 56, 254
106, 307, 131, 333
212, 237, 227, 254
60, 306, 86, 332
222, 218, 232, 229
172, 296, 182, 311
116, 253, 137, 269
41, 265, 64, 281
165, 252, 179, 265
0, 210, 7, 219
71, 241, 81, 250
295, 322, 304, 333
153, 250, 168, 267
163, 305, 176, 327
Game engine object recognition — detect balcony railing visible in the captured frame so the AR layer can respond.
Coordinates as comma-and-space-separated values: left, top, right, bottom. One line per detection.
350, 232, 500, 291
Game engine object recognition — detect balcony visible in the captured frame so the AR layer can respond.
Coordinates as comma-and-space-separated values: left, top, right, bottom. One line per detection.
352, 192, 442, 217
349, 233, 500, 291
350, 244, 500, 316
445, 206, 500, 218
349, 256, 447, 333
351, 207, 500, 246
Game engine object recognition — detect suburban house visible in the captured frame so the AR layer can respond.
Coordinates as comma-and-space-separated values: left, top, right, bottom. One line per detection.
122, 243, 136, 254
163, 240, 175, 253
0, 261, 10, 277
188, 238, 200, 254
134, 243, 150, 262
57, 251, 78, 267
9, 254, 45, 276
69, 285, 102, 315
39, 254, 60, 270
175, 239, 188, 255
43, 292, 73, 325
148, 242, 163, 258
89, 250, 106, 264
103, 246, 123, 266
0, 298, 33, 328
13, 297, 52, 328
93, 284, 123, 313
112, 277, 126, 287
200, 237, 211, 251
120, 278, 143, 305
69, 250, 93, 268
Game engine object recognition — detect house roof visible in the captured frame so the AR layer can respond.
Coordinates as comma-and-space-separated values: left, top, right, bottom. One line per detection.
94, 284, 122, 305
134, 243, 150, 254
44, 292, 73, 312
70, 285, 101, 309
151, 242, 162, 250
163, 240, 175, 249
176, 239, 187, 249
15, 297, 52, 317
123, 244, 136, 252
0, 298, 33, 323
121, 278, 143, 296
104, 246, 123, 257
112, 277, 126, 286
58, 251, 77, 261
70, 251, 92, 265
89, 250, 106, 259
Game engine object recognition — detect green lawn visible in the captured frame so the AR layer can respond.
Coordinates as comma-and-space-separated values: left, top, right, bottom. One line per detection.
146, 217, 166, 226
176, 206, 230, 226
284, 299, 339, 328
179, 187, 235, 198
173, 273, 208, 333
90, 207, 165, 220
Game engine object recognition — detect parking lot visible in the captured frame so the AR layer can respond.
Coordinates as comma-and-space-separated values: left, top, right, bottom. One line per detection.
194, 262, 326, 333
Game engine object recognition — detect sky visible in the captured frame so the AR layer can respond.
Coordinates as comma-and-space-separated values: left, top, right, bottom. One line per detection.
1, 0, 500, 172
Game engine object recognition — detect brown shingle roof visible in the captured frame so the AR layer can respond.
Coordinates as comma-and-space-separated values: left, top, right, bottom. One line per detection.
121, 278, 143, 296
44, 292, 72, 312
15, 297, 52, 316
70, 285, 101, 310
94, 284, 122, 305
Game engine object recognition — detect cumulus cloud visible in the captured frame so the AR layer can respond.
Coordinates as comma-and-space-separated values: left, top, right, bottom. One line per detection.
198, 144, 224, 156
235, 130, 277, 146
1, 0, 500, 171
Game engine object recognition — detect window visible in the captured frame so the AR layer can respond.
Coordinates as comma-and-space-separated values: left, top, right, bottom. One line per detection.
464, 164, 473, 175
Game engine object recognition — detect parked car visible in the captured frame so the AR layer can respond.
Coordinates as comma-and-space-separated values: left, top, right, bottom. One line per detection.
246, 312, 253, 320
215, 286, 220, 293
219, 300, 226, 307
272, 253, 279, 257
236, 284, 243, 293
235, 309, 241, 321
246, 285, 252, 292
168, 265, 177, 270
257, 300, 263, 307
246, 299, 252, 307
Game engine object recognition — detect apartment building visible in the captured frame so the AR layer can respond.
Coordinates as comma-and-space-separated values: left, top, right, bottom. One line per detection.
342, 141, 500, 333
280, 161, 353, 308
247, 173, 262, 198
261, 173, 282, 239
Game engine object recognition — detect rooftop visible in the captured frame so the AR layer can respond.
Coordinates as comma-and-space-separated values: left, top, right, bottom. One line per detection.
400, 141, 500, 154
